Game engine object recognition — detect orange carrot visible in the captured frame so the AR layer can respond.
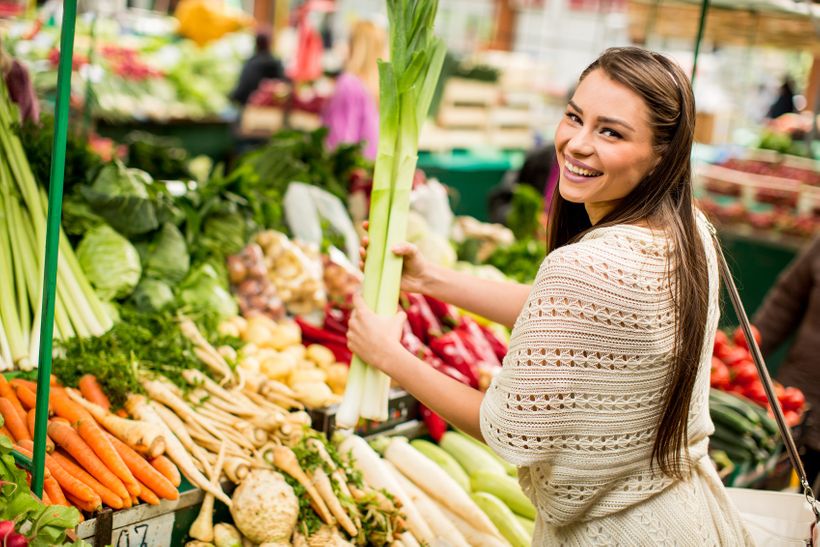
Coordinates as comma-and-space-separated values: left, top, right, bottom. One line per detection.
51, 451, 123, 510
149, 455, 181, 487
18, 441, 100, 506
0, 425, 12, 440
50, 389, 139, 498
47, 421, 129, 500
78, 375, 110, 411
42, 490, 51, 505
0, 398, 30, 442
50, 375, 60, 386
9, 378, 36, 392
115, 409, 128, 419
135, 479, 160, 505
0, 376, 26, 418
11, 383, 36, 410
106, 434, 177, 501
66, 493, 98, 513
51, 417, 71, 426
26, 410, 54, 453
44, 475, 69, 506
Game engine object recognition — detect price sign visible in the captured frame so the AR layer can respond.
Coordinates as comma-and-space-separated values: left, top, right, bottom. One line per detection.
112, 511, 175, 547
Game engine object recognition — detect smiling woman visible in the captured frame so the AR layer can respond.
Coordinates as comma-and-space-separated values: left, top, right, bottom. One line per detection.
345, 46, 754, 546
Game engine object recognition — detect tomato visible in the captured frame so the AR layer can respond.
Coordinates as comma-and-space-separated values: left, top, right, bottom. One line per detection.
733, 325, 762, 351
743, 382, 768, 406
784, 410, 801, 428
723, 347, 751, 367
780, 387, 806, 412
731, 361, 759, 386
713, 330, 730, 356
710, 357, 730, 389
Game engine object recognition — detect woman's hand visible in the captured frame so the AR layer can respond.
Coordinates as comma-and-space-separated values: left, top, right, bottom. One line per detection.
347, 293, 406, 374
360, 221, 432, 294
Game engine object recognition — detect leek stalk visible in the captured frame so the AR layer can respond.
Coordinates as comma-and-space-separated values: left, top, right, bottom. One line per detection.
336, 0, 446, 427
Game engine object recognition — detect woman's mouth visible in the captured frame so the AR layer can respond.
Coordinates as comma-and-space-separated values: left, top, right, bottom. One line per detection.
563, 160, 603, 178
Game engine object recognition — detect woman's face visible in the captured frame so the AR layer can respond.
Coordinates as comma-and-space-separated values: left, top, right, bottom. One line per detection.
554, 68, 658, 224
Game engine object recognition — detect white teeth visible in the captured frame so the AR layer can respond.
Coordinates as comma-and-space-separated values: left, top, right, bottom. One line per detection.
564, 160, 601, 177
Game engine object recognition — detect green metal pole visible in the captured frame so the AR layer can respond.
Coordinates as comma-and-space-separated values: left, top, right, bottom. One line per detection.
31, 0, 77, 498
691, 0, 710, 85
81, 13, 97, 140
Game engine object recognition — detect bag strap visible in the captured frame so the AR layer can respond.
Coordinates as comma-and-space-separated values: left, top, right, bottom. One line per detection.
707, 221, 819, 520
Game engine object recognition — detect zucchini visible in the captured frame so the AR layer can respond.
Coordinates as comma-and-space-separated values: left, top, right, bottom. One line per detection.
710, 427, 760, 455
708, 437, 756, 464
709, 389, 762, 426
439, 432, 507, 477
471, 492, 531, 547
470, 470, 536, 520
742, 399, 779, 436
709, 404, 756, 435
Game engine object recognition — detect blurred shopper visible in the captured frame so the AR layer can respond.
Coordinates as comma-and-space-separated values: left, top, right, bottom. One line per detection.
753, 236, 820, 488
320, 20, 385, 160
766, 77, 798, 120
230, 27, 286, 106
488, 143, 559, 225
0, 34, 39, 123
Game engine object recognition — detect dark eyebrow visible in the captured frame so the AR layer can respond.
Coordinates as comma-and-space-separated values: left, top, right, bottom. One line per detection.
568, 101, 636, 132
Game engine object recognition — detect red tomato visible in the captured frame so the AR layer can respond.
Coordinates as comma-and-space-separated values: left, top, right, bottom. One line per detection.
710, 357, 730, 389
784, 410, 801, 428
743, 382, 768, 405
723, 347, 752, 367
733, 325, 762, 351
713, 330, 730, 355
780, 387, 806, 412
732, 361, 759, 386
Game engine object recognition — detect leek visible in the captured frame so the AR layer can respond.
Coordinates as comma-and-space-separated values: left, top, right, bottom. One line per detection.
336, 0, 446, 426
0, 81, 113, 369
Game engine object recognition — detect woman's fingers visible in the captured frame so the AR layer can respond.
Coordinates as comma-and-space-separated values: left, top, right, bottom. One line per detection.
391, 243, 416, 257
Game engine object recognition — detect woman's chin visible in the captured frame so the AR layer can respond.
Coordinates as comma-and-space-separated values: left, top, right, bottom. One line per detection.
558, 183, 589, 204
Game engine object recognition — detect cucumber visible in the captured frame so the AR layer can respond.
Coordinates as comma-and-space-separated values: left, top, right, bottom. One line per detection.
709, 404, 756, 435
710, 427, 760, 455
709, 389, 762, 426
742, 399, 779, 436
708, 437, 756, 464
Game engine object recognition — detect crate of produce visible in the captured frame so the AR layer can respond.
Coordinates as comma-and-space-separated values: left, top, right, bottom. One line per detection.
308, 388, 419, 438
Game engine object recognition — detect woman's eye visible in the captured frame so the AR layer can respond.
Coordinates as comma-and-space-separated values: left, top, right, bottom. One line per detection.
601, 128, 622, 139
565, 112, 581, 124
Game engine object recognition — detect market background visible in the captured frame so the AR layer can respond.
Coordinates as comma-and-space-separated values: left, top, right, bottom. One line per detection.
0, 0, 817, 545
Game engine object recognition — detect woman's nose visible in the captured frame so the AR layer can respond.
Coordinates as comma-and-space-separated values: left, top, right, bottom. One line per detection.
567, 129, 594, 157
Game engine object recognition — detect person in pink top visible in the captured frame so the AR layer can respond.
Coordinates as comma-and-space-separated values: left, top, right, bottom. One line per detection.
321, 20, 385, 160
0, 35, 39, 123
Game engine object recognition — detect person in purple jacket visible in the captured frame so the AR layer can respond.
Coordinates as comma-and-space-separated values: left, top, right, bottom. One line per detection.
321, 20, 385, 160
0, 34, 39, 124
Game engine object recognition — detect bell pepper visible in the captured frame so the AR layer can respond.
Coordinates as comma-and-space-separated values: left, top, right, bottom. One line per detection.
323, 304, 351, 336
479, 324, 508, 362
423, 295, 458, 328
429, 331, 479, 388
420, 405, 448, 442
457, 316, 501, 368
295, 317, 352, 363
407, 293, 443, 342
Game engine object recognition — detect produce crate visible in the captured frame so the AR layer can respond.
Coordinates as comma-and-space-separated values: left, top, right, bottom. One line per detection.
76, 480, 235, 546
308, 388, 419, 438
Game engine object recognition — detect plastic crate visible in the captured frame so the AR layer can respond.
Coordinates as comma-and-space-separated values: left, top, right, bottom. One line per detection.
308, 388, 419, 438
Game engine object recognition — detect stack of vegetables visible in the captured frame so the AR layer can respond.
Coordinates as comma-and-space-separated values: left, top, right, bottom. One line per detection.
0, 83, 113, 371
710, 326, 806, 426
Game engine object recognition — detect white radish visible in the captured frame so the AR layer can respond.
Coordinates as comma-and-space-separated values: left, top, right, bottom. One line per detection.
439, 506, 510, 547
337, 435, 433, 544
385, 461, 470, 547
384, 437, 503, 539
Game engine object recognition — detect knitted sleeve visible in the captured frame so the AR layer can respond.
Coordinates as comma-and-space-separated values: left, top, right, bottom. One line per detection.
480, 230, 678, 481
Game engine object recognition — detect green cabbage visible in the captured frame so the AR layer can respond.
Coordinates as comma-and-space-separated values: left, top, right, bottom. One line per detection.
131, 278, 175, 313
178, 263, 237, 319
145, 223, 190, 284
76, 225, 142, 301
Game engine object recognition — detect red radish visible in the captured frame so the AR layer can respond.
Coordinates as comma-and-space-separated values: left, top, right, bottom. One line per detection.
5, 532, 27, 547
0, 520, 14, 539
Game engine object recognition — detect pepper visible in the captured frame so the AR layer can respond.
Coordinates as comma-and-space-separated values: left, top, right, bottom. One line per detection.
429, 331, 479, 388
323, 304, 351, 336
423, 295, 458, 328
403, 303, 429, 343
479, 324, 508, 362
420, 405, 448, 442
295, 317, 352, 363
408, 293, 444, 341
457, 316, 501, 368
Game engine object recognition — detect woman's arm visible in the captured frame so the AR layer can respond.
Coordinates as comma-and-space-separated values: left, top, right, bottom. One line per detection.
346, 295, 485, 439
423, 262, 532, 329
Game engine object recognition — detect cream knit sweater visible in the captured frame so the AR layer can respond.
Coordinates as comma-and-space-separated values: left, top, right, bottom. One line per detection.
480, 216, 754, 546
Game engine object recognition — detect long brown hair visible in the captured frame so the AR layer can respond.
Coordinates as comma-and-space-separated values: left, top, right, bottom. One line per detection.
547, 47, 710, 479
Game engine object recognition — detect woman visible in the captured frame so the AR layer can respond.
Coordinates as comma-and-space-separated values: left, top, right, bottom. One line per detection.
321, 20, 385, 160
347, 47, 753, 544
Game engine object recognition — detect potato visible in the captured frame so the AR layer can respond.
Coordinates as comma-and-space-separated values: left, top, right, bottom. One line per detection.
305, 344, 335, 368
325, 363, 348, 395
280, 344, 306, 362
288, 367, 327, 387
218, 320, 240, 339
261, 353, 298, 381
269, 320, 302, 351
291, 382, 336, 409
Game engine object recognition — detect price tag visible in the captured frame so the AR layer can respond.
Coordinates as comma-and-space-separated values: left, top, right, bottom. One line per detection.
111, 511, 175, 547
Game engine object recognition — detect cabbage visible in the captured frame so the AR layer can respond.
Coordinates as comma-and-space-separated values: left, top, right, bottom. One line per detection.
76, 225, 142, 301
178, 263, 237, 319
131, 279, 175, 313
145, 223, 190, 284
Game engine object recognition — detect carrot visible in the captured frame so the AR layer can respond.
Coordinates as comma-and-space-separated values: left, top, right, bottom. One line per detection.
0, 398, 30, 442
150, 455, 181, 487
50, 389, 139, 498
115, 409, 128, 419
51, 451, 123, 510
47, 421, 129, 500
66, 493, 98, 513
44, 475, 69, 506
9, 378, 36, 392
0, 425, 11, 440
18, 441, 100, 506
26, 410, 54, 453
42, 490, 51, 505
106, 434, 178, 501
136, 479, 160, 505
0, 376, 26, 418
78, 375, 110, 411
50, 375, 60, 386
12, 383, 36, 410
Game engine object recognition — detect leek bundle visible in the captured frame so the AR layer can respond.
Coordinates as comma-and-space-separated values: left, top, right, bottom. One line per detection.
0, 83, 113, 370
336, 0, 445, 427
